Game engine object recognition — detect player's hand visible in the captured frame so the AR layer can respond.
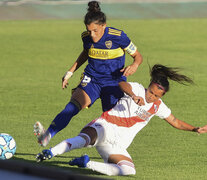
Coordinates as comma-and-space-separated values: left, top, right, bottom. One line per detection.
120, 63, 139, 77
62, 71, 73, 89
197, 125, 207, 134
132, 96, 145, 106
62, 79, 69, 89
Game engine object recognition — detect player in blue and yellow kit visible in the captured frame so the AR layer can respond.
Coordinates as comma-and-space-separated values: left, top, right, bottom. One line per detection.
34, 1, 143, 147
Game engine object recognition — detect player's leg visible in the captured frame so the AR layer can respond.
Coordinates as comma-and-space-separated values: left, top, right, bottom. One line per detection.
34, 88, 91, 147
50, 127, 97, 156
87, 146, 136, 176
47, 88, 91, 137
34, 74, 101, 147
36, 126, 98, 162
100, 83, 124, 112
69, 118, 136, 176
69, 146, 136, 176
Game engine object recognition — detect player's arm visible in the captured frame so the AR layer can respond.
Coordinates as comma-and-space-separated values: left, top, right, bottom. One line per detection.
120, 39, 143, 77
68, 49, 88, 73
131, 50, 143, 67
121, 50, 143, 77
119, 81, 144, 106
62, 49, 88, 89
164, 114, 207, 133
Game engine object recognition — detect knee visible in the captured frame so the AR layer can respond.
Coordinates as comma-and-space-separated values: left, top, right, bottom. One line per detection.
70, 99, 82, 111
79, 127, 98, 146
63, 101, 80, 115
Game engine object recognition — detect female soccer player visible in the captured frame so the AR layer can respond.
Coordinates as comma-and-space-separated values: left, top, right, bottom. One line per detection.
34, 1, 143, 147
36, 64, 207, 176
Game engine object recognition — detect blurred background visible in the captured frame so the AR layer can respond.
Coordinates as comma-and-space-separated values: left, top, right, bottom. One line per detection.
1, 0, 207, 20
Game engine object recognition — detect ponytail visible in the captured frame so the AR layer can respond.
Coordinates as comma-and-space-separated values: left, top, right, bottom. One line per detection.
84, 1, 106, 25
150, 64, 194, 92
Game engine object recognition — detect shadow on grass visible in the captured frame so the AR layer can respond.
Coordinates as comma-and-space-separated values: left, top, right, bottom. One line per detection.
15, 152, 101, 160
14, 152, 103, 176
13, 153, 137, 179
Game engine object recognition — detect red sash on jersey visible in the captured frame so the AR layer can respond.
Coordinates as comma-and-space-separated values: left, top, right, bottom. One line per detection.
101, 100, 161, 127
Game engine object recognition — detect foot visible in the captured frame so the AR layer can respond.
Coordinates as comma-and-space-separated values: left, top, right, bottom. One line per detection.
36, 149, 53, 162
69, 155, 90, 168
33, 121, 51, 147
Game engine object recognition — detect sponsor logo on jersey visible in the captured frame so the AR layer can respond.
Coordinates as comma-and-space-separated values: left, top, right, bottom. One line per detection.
135, 106, 152, 121
105, 40, 112, 49
88, 47, 124, 60
89, 49, 109, 58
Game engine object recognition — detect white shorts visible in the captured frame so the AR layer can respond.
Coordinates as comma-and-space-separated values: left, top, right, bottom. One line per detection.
83, 117, 136, 162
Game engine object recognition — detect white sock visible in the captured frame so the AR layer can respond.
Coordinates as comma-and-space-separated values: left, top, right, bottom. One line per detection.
51, 136, 87, 156
86, 160, 136, 176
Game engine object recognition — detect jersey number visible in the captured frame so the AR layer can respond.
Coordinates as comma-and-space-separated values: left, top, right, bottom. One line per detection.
82, 75, 91, 83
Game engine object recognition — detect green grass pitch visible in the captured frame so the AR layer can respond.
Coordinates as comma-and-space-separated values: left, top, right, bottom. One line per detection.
0, 18, 207, 179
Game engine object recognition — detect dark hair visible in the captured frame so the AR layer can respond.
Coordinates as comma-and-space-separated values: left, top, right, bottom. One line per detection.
84, 1, 106, 25
149, 64, 194, 93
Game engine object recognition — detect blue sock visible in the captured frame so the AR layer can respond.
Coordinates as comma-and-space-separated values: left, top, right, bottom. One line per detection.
48, 102, 80, 137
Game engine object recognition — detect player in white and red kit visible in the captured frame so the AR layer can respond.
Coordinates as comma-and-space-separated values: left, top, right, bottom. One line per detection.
36, 64, 207, 176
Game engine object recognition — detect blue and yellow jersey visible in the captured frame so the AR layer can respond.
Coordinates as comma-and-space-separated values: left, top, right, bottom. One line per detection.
81, 27, 137, 81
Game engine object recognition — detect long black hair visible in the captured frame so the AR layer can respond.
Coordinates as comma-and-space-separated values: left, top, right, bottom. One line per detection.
84, 1, 106, 25
149, 64, 194, 93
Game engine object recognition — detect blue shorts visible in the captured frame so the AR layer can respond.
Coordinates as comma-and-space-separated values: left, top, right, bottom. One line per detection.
77, 73, 126, 112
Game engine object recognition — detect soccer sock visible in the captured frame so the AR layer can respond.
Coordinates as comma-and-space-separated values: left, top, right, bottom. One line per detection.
51, 135, 88, 156
48, 102, 80, 137
86, 160, 136, 176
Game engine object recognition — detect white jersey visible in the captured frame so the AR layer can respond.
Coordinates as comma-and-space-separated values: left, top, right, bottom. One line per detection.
98, 82, 171, 148
85, 82, 171, 159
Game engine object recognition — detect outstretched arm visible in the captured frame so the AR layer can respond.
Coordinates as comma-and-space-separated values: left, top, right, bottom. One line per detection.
119, 81, 145, 106
62, 49, 88, 89
120, 50, 143, 77
164, 114, 207, 134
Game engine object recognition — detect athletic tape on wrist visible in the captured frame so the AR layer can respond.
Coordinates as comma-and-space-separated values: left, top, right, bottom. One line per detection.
64, 71, 73, 80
